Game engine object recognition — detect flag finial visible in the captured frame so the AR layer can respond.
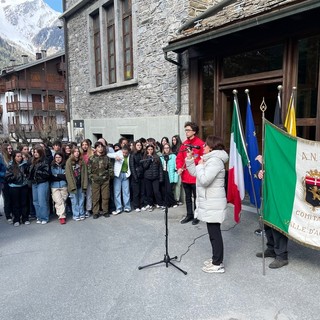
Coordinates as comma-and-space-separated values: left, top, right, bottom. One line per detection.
277, 85, 282, 92
232, 89, 238, 95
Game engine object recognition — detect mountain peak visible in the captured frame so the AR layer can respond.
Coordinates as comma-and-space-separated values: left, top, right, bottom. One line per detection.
0, 0, 64, 68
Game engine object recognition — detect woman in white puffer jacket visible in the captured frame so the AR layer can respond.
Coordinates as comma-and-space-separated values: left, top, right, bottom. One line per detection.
186, 135, 228, 274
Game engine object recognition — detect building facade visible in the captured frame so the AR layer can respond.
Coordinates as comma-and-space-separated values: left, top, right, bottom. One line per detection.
62, 0, 320, 145
0, 52, 67, 143
61, 0, 200, 143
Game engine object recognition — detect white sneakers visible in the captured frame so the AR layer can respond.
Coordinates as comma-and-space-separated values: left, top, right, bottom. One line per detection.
135, 208, 141, 212
202, 259, 225, 273
112, 210, 121, 215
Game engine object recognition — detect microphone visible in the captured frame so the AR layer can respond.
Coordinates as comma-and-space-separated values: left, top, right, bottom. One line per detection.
183, 144, 201, 150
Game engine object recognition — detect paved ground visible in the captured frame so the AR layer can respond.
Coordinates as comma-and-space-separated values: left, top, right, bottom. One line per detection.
0, 202, 319, 320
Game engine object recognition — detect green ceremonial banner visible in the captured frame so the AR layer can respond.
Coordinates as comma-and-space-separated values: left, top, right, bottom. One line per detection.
263, 120, 320, 249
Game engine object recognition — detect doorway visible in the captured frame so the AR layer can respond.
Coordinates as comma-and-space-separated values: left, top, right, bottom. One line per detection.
223, 83, 281, 151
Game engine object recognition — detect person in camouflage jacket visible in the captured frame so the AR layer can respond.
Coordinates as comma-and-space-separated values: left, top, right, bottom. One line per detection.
88, 141, 111, 219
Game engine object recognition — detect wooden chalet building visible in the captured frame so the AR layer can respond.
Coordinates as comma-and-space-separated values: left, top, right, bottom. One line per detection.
0, 51, 68, 143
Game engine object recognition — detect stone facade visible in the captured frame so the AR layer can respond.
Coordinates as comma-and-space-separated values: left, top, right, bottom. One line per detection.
65, 0, 191, 143
65, 0, 299, 143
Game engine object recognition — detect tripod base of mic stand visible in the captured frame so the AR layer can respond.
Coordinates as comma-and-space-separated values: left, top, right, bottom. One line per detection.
138, 254, 187, 275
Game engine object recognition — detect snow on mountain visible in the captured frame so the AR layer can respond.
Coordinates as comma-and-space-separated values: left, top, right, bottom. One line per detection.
0, 0, 64, 66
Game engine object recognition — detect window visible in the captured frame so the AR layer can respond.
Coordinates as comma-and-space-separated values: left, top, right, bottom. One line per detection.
89, 0, 135, 89
93, 12, 102, 87
223, 44, 284, 78
106, 4, 116, 83
122, 0, 133, 80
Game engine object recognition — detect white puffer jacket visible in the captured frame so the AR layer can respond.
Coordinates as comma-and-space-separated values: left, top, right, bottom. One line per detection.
186, 150, 229, 223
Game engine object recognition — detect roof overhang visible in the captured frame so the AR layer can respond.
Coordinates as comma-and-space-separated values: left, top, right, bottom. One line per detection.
163, 0, 320, 53
59, 0, 91, 19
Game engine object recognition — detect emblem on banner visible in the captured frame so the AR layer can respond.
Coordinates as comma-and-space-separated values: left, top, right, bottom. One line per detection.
305, 170, 320, 209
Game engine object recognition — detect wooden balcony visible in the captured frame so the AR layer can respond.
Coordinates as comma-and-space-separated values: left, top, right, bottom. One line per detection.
5, 78, 65, 91
0, 82, 5, 93
6, 101, 66, 112
8, 124, 67, 137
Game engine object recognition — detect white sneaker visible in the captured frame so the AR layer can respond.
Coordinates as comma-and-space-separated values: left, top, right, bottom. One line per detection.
148, 206, 153, 212
141, 205, 149, 211
80, 216, 86, 220
203, 259, 213, 267
24, 221, 31, 225
135, 208, 141, 212
41, 221, 48, 225
203, 259, 224, 267
124, 208, 131, 213
7, 218, 13, 224
112, 210, 121, 215
202, 263, 225, 273
36, 220, 41, 224
173, 205, 178, 208
73, 217, 81, 221
13, 222, 20, 227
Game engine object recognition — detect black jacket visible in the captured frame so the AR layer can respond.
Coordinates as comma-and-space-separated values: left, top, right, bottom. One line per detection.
28, 159, 51, 184
129, 151, 144, 182
143, 156, 163, 182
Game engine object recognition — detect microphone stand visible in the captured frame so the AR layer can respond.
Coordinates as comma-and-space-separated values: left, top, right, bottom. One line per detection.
138, 154, 187, 275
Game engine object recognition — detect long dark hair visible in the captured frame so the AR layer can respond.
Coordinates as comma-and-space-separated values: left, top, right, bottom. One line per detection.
171, 135, 182, 154
32, 146, 45, 164
11, 150, 22, 177
132, 140, 143, 154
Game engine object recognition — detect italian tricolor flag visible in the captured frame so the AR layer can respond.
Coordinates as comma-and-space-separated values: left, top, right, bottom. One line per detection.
227, 96, 249, 223
264, 121, 320, 249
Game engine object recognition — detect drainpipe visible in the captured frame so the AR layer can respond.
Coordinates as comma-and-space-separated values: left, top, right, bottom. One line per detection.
164, 52, 182, 116
177, 0, 236, 34
61, 0, 71, 141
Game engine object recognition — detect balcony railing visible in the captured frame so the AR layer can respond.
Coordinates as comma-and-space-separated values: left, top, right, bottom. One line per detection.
5, 78, 65, 91
8, 123, 67, 133
6, 101, 66, 112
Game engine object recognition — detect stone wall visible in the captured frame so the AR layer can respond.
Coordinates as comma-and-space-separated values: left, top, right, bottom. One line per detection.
182, 0, 298, 34
189, 0, 219, 17
65, 0, 192, 142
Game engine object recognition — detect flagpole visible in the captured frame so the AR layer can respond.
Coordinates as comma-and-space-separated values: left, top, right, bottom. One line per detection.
260, 96, 268, 276
244, 89, 260, 214
233, 90, 249, 160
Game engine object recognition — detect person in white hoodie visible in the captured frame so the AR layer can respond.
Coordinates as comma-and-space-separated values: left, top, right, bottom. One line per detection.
186, 135, 229, 274
107, 145, 131, 214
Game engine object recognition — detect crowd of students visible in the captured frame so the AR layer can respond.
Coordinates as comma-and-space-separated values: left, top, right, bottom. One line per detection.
0, 134, 184, 226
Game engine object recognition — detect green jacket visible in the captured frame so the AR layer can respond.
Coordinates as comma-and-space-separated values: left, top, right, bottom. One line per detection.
88, 154, 110, 184
65, 158, 88, 193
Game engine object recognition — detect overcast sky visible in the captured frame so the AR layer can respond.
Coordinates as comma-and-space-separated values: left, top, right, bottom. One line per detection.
44, 0, 62, 12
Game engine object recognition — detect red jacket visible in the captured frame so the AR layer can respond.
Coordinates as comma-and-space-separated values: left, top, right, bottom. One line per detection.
176, 136, 204, 184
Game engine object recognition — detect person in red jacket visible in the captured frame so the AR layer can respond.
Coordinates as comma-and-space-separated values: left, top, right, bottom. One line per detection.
176, 122, 204, 225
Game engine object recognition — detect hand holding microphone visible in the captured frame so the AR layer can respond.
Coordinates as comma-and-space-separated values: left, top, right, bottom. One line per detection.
183, 143, 201, 150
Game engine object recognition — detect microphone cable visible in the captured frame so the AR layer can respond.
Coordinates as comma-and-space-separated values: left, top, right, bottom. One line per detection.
176, 223, 238, 263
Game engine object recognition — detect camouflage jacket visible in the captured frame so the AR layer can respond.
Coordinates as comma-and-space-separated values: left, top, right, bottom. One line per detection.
88, 154, 110, 184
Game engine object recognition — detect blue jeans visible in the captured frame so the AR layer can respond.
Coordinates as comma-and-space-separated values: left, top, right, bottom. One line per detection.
114, 173, 131, 211
32, 182, 50, 222
70, 188, 85, 218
